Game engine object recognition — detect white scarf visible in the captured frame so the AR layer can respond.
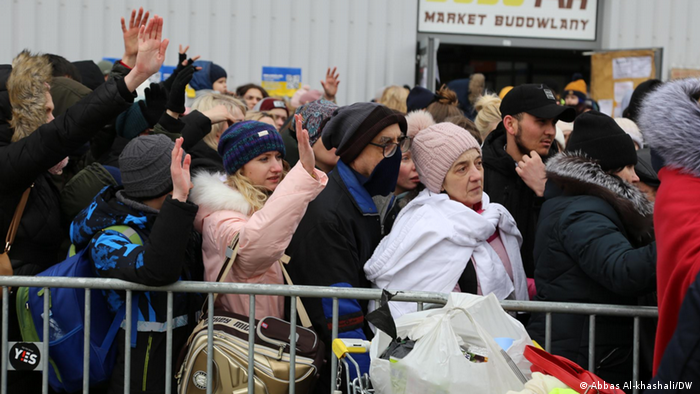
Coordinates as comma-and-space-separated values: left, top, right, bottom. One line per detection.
364, 189, 528, 318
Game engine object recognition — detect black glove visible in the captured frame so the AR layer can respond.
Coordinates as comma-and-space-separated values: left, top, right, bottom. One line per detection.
162, 57, 196, 92
139, 83, 167, 127
166, 65, 196, 114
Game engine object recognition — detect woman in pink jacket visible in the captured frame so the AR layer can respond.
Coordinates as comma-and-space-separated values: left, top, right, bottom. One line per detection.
189, 115, 327, 319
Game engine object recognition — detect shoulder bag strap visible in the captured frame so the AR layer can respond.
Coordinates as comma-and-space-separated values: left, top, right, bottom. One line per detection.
4, 185, 32, 253
278, 256, 312, 328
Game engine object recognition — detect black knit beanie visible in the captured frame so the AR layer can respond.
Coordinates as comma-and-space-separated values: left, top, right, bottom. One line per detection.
321, 102, 407, 163
566, 111, 637, 171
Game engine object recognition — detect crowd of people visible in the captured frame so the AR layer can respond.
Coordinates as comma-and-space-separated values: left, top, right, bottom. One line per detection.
0, 7, 698, 394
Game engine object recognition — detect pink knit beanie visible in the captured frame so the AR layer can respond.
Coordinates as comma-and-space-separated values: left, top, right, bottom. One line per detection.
409, 117, 481, 194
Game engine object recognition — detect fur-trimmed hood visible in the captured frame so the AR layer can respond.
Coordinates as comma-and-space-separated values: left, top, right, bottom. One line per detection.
546, 152, 654, 243
189, 171, 252, 218
639, 78, 700, 177
6, 51, 52, 142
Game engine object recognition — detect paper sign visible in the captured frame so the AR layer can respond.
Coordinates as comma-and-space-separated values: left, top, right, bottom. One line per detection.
612, 56, 652, 80
614, 81, 634, 103
598, 99, 613, 117
261, 67, 302, 98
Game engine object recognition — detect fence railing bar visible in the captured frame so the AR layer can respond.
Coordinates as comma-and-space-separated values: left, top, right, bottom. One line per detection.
42, 287, 49, 394
83, 289, 91, 394
588, 315, 596, 371
2, 287, 8, 394
289, 295, 297, 394
206, 294, 214, 394
165, 291, 173, 394
545, 312, 552, 352
417, 301, 424, 311
247, 295, 256, 393
330, 297, 339, 394
633, 317, 640, 394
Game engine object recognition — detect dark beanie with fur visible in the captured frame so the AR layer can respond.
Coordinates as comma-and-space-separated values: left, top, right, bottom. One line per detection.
566, 111, 637, 171
119, 134, 174, 199
321, 102, 407, 163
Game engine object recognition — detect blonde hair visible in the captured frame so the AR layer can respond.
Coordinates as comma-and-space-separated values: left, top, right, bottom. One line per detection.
191, 93, 247, 151
245, 110, 274, 122
426, 85, 462, 122
378, 86, 409, 114
474, 94, 502, 141
224, 161, 290, 214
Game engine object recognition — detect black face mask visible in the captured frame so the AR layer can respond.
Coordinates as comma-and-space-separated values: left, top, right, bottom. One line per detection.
363, 150, 402, 197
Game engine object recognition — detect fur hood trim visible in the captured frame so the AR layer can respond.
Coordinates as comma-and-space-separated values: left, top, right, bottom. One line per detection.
638, 78, 700, 176
189, 171, 252, 216
7, 51, 52, 142
546, 152, 654, 243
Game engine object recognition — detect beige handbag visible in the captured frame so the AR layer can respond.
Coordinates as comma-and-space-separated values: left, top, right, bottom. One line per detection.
176, 234, 324, 394
0, 186, 32, 294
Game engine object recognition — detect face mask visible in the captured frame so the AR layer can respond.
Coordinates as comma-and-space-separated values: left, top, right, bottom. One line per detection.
363, 150, 401, 197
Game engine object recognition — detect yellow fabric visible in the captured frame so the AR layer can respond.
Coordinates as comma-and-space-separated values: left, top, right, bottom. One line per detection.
549, 389, 578, 394
564, 79, 587, 95
499, 86, 514, 99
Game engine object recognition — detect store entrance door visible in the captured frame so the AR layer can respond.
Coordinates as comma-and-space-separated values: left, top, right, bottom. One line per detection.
437, 44, 591, 97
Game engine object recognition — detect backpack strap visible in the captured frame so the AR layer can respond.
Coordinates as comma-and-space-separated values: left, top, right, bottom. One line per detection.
4, 185, 32, 253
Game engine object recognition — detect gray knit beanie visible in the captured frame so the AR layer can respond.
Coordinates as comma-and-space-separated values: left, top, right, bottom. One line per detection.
119, 134, 174, 199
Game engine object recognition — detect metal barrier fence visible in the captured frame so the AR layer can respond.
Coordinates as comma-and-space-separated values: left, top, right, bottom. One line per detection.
0, 277, 658, 394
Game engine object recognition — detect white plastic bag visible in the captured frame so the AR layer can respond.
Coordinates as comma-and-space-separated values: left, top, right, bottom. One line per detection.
369, 293, 532, 394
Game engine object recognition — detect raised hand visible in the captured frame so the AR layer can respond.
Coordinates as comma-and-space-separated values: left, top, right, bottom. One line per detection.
124, 15, 169, 92
295, 114, 316, 177
515, 150, 547, 197
166, 65, 196, 114
202, 105, 237, 126
121, 7, 150, 68
171, 137, 192, 202
321, 67, 340, 101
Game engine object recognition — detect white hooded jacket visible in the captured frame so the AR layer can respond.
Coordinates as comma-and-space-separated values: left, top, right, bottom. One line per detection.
364, 188, 528, 318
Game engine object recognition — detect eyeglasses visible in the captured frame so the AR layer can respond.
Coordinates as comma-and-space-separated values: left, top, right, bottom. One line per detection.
369, 136, 412, 158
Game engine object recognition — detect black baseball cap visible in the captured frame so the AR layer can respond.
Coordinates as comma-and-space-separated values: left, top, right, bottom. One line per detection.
500, 84, 576, 122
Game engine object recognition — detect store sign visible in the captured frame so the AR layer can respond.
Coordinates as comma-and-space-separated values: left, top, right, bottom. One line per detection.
418, 0, 598, 41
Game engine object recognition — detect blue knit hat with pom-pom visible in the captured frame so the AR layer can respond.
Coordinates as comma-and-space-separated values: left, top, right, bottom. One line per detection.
218, 120, 286, 175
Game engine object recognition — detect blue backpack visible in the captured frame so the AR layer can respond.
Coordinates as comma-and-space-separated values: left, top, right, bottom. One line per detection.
16, 225, 141, 393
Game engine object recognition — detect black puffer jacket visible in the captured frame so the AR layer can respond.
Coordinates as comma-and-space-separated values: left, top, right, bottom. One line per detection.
527, 152, 656, 387
482, 123, 555, 277
0, 57, 134, 275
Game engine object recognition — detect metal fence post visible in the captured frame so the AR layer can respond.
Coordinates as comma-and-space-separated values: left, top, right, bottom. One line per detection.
1, 287, 8, 394
633, 317, 640, 394
545, 312, 552, 352
206, 294, 214, 394
330, 298, 339, 394
124, 290, 132, 394
247, 295, 256, 393
42, 287, 49, 394
83, 289, 91, 394
165, 291, 173, 394
289, 296, 298, 394
588, 315, 596, 371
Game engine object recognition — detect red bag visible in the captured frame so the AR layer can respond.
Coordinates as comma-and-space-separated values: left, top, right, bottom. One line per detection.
524, 345, 625, 394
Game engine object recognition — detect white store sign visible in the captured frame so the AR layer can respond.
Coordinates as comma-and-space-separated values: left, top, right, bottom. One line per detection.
418, 0, 598, 41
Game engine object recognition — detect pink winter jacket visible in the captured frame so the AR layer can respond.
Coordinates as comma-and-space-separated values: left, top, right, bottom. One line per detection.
189, 163, 327, 319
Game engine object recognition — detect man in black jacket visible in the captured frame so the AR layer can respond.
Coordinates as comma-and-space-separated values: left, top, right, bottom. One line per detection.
482, 84, 575, 280
286, 102, 407, 394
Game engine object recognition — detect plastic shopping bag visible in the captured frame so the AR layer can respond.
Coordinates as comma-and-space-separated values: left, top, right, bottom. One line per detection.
370, 299, 526, 394
445, 293, 534, 377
